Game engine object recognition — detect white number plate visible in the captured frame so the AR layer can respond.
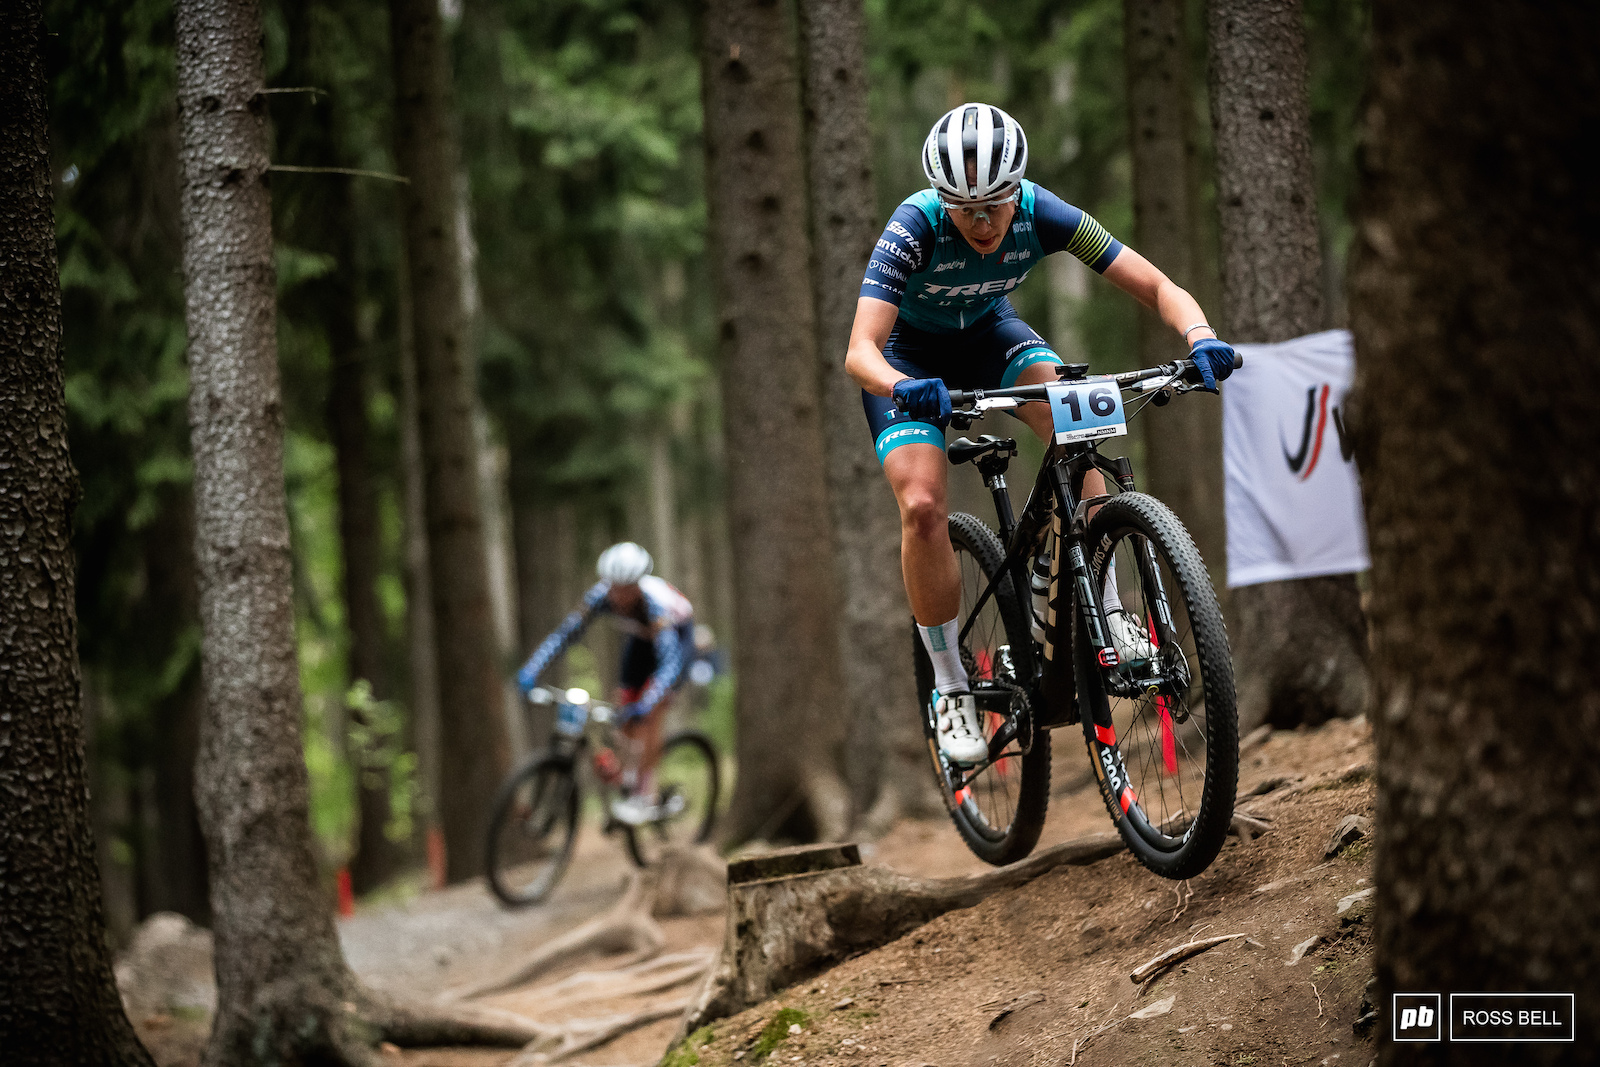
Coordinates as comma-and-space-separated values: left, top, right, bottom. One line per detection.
1047, 380, 1127, 444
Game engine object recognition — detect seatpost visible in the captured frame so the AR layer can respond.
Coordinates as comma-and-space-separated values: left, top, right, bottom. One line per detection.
977, 453, 1017, 543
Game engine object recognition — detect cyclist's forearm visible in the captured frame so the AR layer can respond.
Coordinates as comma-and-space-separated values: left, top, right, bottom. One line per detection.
1104, 249, 1217, 344
1155, 280, 1215, 343
846, 296, 903, 396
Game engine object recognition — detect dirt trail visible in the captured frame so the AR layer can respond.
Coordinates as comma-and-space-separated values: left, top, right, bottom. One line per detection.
127, 718, 1375, 1067
672, 718, 1377, 1067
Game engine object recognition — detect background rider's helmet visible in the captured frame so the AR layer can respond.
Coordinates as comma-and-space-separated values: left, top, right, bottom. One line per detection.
921, 103, 1028, 203
597, 541, 653, 584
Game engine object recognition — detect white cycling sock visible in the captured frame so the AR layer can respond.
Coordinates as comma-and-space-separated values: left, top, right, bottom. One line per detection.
918, 617, 970, 696
1102, 558, 1126, 615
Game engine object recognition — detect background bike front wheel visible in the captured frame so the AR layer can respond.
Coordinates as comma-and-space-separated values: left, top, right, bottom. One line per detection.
623, 730, 720, 868
1078, 492, 1238, 879
485, 753, 580, 907
912, 512, 1050, 866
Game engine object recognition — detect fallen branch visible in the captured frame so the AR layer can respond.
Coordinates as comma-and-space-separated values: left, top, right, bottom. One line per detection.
1128, 933, 1248, 984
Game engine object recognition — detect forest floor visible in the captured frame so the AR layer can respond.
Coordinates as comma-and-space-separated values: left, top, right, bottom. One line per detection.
124, 715, 1377, 1067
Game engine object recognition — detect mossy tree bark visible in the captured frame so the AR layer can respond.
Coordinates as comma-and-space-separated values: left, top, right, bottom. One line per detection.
1125, 0, 1225, 579
797, 0, 937, 825
1350, 3, 1600, 1061
1206, 0, 1368, 731
0, 2, 157, 1060
699, 0, 853, 845
391, 0, 510, 880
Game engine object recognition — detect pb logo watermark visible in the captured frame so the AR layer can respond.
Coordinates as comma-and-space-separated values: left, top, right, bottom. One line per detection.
1394, 993, 1442, 1042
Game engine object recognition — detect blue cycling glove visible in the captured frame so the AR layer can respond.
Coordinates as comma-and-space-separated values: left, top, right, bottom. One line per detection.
1189, 337, 1238, 393
892, 377, 952, 428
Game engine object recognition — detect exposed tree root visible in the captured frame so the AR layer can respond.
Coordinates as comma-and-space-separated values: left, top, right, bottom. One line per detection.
679, 831, 1125, 1035
207, 978, 550, 1067
507, 997, 692, 1065
446, 874, 666, 1002
531, 950, 715, 1012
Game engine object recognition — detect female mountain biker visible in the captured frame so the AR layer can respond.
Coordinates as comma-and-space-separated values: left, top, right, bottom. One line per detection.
515, 542, 695, 824
845, 102, 1237, 766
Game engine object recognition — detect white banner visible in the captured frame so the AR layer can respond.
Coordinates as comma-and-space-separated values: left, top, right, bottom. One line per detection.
1223, 329, 1369, 588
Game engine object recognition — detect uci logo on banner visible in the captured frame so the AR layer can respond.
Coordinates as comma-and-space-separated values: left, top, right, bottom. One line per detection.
1047, 380, 1128, 444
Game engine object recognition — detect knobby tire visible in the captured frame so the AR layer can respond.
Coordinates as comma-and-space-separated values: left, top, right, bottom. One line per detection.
912, 512, 1051, 866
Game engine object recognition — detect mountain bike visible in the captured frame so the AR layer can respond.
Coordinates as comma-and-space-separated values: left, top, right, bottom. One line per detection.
904, 355, 1240, 879
485, 686, 720, 907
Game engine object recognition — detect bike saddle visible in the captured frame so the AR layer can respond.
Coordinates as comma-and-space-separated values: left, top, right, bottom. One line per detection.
947, 435, 1017, 465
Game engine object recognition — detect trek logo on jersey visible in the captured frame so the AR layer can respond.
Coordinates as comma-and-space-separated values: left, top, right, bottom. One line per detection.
922, 272, 1030, 297
932, 259, 968, 272
1001, 249, 1033, 264
876, 239, 917, 268
887, 221, 922, 256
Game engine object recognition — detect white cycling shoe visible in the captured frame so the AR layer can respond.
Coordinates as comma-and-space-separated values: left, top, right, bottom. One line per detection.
1106, 608, 1156, 664
609, 793, 657, 827
935, 691, 989, 765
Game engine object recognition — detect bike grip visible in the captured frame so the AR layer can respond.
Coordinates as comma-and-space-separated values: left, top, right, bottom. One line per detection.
1232, 353, 1244, 369
948, 389, 975, 406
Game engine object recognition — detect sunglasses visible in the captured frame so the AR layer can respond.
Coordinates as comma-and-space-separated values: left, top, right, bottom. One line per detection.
939, 190, 1019, 216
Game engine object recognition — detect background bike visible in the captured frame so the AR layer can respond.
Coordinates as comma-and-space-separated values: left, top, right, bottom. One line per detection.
485, 686, 720, 907
904, 355, 1240, 880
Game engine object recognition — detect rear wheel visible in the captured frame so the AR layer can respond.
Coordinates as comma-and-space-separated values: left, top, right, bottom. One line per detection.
912, 512, 1051, 866
623, 730, 720, 867
485, 753, 580, 907
1078, 493, 1237, 879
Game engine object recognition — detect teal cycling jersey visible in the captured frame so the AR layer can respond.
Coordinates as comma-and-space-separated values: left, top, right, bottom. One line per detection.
860, 180, 1124, 332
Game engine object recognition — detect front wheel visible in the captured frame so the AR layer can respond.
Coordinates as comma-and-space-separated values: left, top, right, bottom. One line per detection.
486, 753, 580, 907
623, 730, 720, 868
1078, 493, 1238, 879
912, 512, 1051, 866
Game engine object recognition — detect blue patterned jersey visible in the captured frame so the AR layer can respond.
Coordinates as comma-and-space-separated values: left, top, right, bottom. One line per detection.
516, 576, 693, 717
859, 180, 1124, 332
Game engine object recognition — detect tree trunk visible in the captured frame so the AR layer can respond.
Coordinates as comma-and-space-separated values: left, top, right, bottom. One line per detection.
1350, 4, 1600, 1060
1125, 0, 1225, 579
391, 0, 510, 880
699, 0, 853, 845
797, 0, 936, 826
1205, 0, 1368, 732
396, 234, 443, 852
0, 5, 156, 1060
175, 0, 361, 1056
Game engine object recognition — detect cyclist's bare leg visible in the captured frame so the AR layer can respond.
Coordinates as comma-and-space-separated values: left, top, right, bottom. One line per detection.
883, 442, 959, 625
620, 698, 669, 791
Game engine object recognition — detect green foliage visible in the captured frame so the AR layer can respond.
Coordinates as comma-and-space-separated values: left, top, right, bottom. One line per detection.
752, 1009, 810, 1062
458, 0, 713, 524
661, 1025, 716, 1067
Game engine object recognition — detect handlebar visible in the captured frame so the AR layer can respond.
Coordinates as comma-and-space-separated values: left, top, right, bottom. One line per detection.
944, 353, 1243, 409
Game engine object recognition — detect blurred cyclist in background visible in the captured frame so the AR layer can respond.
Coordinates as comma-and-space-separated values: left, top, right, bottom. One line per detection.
516, 542, 696, 825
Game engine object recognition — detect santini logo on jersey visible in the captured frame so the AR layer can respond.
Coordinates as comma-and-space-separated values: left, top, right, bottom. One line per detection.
875, 239, 917, 268
887, 221, 922, 255
922, 273, 1030, 297
932, 259, 968, 272
1001, 249, 1033, 264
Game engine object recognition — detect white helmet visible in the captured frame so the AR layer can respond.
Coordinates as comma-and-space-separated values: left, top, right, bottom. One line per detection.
922, 103, 1028, 203
597, 541, 653, 584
